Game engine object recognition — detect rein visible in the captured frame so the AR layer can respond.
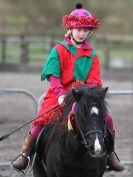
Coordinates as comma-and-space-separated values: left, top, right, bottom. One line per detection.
0, 105, 60, 141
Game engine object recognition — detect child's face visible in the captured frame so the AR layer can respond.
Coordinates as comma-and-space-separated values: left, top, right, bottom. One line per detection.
72, 28, 91, 43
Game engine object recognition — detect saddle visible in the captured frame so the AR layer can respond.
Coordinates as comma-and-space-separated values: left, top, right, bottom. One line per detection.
34, 124, 53, 161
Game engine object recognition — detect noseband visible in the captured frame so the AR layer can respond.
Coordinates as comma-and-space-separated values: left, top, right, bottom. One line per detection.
79, 129, 105, 148
78, 128, 107, 158
85, 130, 105, 139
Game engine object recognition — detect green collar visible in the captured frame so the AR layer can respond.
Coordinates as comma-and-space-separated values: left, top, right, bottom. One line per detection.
58, 41, 77, 56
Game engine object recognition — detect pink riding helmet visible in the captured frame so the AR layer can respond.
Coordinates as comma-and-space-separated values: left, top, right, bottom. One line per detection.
63, 3, 100, 30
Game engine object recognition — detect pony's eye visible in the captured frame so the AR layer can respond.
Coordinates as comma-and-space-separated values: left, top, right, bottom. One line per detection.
90, 106, 99, 115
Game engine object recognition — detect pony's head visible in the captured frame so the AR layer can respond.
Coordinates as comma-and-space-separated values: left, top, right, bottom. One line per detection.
65, 86, 108, 158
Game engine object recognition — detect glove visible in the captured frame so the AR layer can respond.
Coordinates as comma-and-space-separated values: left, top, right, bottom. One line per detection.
58, 95, 66, 105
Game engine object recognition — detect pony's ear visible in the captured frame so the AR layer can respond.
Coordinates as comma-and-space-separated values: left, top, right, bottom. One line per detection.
72, 88, 83, 102
101, 87, 108, 99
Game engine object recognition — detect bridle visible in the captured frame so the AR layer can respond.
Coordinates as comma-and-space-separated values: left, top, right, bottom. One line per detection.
77, 125, 107, 158
75, 105, 107, 158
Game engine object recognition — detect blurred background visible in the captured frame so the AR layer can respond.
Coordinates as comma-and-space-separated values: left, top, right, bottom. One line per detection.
0, 0, 132, 72
0, 1, 133, 176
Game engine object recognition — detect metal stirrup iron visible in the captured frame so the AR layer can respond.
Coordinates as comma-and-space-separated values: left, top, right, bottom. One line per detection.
10, 152, 30, 175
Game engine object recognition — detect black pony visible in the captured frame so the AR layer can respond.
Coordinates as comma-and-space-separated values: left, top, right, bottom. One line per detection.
33, 86, 114, 177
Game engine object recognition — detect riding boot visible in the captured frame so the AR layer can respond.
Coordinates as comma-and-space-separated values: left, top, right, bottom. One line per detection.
11, 133, 36, 172
107, 131, 124, 171
107, 151, 124, 171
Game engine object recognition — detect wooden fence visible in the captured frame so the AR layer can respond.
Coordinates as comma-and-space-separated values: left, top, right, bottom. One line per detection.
0, 34, 133, 71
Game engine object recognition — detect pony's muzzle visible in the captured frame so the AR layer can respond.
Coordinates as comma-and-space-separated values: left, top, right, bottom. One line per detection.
89, 144, 106, 158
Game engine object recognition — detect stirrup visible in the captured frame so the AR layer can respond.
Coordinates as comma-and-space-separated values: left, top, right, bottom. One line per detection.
10, 152, 30, 175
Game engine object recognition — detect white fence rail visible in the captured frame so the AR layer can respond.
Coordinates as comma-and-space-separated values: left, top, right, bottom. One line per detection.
0, 88, 38, 116
108, 90, 133, 96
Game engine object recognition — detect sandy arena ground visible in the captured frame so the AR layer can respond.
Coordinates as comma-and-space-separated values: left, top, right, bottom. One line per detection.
0, 70, 133, 177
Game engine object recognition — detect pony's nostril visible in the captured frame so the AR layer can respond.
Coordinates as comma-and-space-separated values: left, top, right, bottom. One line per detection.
90, 145, 95, 154
102, 145, 106, 152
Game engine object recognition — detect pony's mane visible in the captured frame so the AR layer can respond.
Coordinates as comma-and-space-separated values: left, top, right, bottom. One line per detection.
83, 86, 108, 112
64, 86, 108, 115
76, 87, 108, 126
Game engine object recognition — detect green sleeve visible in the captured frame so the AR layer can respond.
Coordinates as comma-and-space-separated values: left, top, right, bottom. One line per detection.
41, 47, 61, 81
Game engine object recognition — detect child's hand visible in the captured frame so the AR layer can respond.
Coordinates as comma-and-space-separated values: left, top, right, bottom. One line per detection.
58, 95, 66, 105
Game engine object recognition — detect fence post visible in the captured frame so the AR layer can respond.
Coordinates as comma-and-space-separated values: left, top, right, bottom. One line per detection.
20, 34, 29, 64
104, 43, 111, 70
1, 36, 6, 64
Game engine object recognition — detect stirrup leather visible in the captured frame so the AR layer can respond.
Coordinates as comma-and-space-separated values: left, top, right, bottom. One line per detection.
113, 151, 120, 161
10, 152, 30, 175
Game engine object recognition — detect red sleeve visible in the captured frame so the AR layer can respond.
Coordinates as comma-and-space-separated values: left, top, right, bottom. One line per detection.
85, 55, 102, 87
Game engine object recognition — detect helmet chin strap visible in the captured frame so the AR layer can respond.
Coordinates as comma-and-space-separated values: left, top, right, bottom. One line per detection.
71, 30, 92, 45
71, 32, 86, 45
71, 33, 85, 45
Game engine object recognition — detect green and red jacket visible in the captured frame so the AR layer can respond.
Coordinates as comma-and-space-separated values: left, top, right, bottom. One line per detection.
41, 39, 102, 87
33, 38, 102, 125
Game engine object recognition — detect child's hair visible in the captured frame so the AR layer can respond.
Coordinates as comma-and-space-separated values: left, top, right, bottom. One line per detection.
64, 30, 71, 38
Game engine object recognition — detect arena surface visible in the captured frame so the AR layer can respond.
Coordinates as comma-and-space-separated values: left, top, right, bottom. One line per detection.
0, 71, 133, 177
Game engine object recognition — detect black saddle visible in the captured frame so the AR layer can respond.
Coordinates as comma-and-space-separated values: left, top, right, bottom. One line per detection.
35, 124, 53, 160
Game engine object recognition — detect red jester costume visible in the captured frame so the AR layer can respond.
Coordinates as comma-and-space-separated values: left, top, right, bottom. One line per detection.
33, 38, 102, 126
